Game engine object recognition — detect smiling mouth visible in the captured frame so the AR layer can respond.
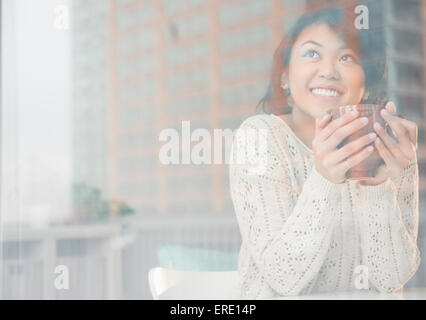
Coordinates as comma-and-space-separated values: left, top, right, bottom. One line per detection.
310, 88, 342, 97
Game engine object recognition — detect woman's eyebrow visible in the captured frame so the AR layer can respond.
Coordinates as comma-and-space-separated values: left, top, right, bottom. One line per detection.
301, 40, 352, 50
301, 40, 323, 47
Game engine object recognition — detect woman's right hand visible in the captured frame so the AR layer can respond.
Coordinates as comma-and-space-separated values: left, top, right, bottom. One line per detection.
312, 109, 377, 184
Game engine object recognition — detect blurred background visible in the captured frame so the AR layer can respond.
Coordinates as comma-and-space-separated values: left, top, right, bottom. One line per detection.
0, 0, 425, 299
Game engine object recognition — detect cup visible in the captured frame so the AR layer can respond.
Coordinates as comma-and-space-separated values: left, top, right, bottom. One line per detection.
328, 104, 405, 180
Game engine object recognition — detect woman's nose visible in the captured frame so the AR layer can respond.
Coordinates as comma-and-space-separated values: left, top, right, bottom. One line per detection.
318, 59, 340, 80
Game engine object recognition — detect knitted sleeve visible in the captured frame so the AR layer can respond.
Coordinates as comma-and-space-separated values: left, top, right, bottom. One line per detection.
355, 158, 421, 293
229, 115, 341, 296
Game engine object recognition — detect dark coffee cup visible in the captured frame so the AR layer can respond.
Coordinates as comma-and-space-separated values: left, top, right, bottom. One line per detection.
329, 104, 404, 180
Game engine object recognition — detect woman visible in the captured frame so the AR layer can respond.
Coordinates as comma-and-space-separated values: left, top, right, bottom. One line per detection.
229, 5, 420, 299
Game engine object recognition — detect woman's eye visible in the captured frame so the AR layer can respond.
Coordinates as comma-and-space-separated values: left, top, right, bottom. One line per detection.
303, 49, 319, 59
341, 54, 356, 63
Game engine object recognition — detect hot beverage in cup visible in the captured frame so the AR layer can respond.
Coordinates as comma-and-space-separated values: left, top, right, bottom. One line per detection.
329, 104, 403, 180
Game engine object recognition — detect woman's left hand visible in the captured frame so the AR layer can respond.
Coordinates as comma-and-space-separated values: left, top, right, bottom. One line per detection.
360, 101, 418, 186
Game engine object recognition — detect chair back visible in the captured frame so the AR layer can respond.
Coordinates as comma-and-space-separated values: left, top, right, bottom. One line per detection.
148, 267, 238, 300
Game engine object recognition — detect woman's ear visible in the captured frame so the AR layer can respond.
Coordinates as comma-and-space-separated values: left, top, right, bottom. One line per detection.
280, 73, 289, 90
281, 73, 291, 96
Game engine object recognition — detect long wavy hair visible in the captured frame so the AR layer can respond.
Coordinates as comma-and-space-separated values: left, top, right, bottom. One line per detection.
258, 3, 388, 115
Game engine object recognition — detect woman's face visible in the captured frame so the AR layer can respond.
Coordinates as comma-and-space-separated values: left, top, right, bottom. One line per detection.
287, 23, 366, 119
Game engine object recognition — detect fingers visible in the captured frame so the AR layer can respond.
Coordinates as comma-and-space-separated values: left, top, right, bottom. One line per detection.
380, 109, 411, 145
316, 113, 331, 131
333, 132, 377, 164
397, 118, 418, 146
385, 101, 396, 113
314, 113, 331, 149
374, 122, 415, 162
316, 109, 359, 142
373, 137, 411, 174
383, 101, 418, 147
385, 114, 418, 148
325, 116, 369, 152
336, 145, 374, 173
373, 121, 399, 156
373, 138, 395, 167
398, 118, 418, 147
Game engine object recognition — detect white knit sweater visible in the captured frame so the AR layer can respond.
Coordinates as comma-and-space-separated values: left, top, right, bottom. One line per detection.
228, 114, 421, 299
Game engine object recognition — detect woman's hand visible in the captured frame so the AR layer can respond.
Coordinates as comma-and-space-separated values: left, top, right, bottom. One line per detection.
360, 101, 418, 186
313, 109, 377, 184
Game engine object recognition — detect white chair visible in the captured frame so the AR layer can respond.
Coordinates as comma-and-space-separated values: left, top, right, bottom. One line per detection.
148, 267, 238, 300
